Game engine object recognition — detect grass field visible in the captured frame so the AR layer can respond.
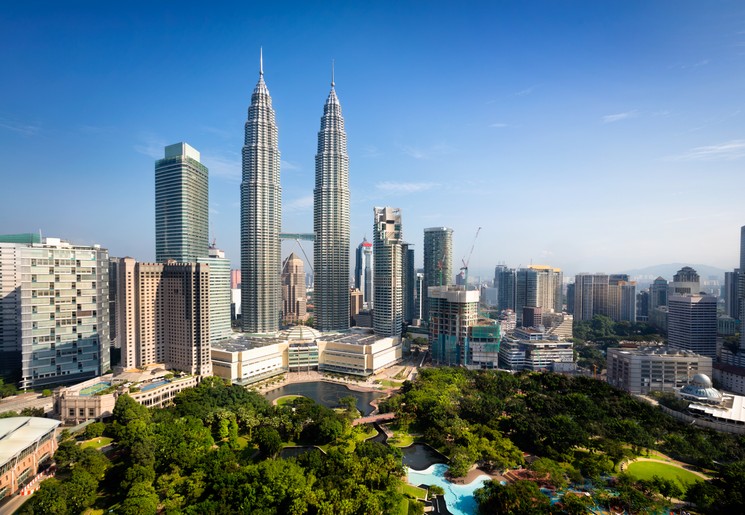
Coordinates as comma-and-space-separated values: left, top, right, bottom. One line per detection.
400, 483, 428, 499
80, 437, 113, 450
626, 460, 703, 491
276, 394, 305, 406
379, 379, 403, 388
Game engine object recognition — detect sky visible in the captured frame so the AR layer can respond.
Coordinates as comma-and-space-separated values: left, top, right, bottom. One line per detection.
1, 1, 744, 281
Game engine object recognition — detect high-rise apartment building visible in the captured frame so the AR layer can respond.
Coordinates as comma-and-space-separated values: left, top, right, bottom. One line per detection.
402, 243, 415, 325
0, 239, 110, 389
514, 266, 562, 324
423, 227, 453, 322
197, 246, 232, 344
608, 279, 637, 322
241, 54, 282, 334
313, 75, 350, 332
373, 207, 403, 337
428, 285, 479, 366
117, 258, 211, 375
155, 143, 209, 263
668, 294, 717, 358
725, 270, 741, 319
354, 238, 373, 308
573, 273, 609, 322
281, 253, 307, 324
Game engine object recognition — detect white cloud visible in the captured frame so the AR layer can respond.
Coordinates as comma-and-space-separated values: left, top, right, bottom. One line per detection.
515, 86, 536, 96
602, 110, 638, 124
285, 195, 313, 211
666, 140, 745, 161
361, 145, 381, 158
0, 118, 39, 136
489, 123, 508, 128
375, 181, 440, 194
202, 153, 241, 181
134, 133, 166, 159
281, 160, 302, 171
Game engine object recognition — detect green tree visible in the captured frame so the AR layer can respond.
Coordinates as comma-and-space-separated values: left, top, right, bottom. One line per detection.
84, 421, 105, 439
20, 478, 68, 514
120, 482, 159, 515
64, 469, 98, 513
255, 425, 282, 458
474, 479, 551, 515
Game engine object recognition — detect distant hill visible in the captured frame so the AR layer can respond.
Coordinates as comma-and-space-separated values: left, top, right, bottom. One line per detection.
622, 263, 729, 283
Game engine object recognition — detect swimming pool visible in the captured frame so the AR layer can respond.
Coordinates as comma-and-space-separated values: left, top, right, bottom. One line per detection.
140, 380, 169, 392
407, 463, 491, 515
79, 382, 111, 396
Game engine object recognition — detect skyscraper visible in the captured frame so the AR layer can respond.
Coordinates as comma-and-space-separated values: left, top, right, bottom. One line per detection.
649, 276, 668, 310
668, 294, 717, 358
313, 71, 350, 332
282, 253, 307, 324
423, 227, 453, 322
155, 142, 209, 263
354, 238, 373, 308
495, 265, 516, 312
402, 243, 415, 324
241, 52, 282, 334
373, 207, 403, 337
197, 245, 233, 344
670, 266, 701, 296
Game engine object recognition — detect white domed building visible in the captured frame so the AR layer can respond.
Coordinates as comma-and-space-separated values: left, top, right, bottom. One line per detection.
675, 373, 745, 433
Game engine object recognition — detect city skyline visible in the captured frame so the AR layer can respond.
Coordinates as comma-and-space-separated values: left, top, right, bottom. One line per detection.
2, 2, 745, 278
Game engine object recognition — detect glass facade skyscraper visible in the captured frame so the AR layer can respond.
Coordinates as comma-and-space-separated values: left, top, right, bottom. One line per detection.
313, 77, 350, 332
155, 142, 209, 263
241, 55, 282, 334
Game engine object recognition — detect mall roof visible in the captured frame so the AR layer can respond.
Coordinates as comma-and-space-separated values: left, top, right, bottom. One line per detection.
0, 417, 60, 467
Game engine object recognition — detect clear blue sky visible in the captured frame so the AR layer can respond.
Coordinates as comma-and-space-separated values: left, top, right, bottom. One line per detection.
2, 1, 744, 280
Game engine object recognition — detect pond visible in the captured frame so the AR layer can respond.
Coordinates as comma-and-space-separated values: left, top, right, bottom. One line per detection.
407, 463, 491, 515
401, 443, 448, 470
264, 381, 383, 416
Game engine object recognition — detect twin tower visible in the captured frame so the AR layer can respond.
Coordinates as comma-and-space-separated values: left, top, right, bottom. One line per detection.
241, 54, 349, 334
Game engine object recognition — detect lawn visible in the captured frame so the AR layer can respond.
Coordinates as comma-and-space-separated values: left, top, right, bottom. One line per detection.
625, 460, 703, 491
80, 437, 113, 450
400, 483, 427, 499
385, 424, 416, 447
276, 394, 305, 406
379, 379, 403, 388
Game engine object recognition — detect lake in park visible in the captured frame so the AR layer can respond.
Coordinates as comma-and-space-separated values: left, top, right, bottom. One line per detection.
264, 381, 383, 416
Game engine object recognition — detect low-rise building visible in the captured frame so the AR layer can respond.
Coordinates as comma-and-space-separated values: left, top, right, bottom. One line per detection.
498, 328, 575, 372
606, 346, 712, 395
54, 370, 199, 425
713, 363, 745, 396
0, 417, 60, 500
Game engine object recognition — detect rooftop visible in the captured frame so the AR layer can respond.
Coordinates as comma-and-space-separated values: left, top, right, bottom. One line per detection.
0, 417, 60, 467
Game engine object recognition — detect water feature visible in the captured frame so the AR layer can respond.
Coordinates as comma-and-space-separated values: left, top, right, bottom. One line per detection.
279, 446, 319, 459
141, 380, 169, 392
264, 381, 383, 416
407, 463, 491, 515
401, 443, 448, 470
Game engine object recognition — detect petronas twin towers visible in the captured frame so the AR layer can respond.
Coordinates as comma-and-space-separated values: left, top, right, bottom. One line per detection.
241, 53, 349, 334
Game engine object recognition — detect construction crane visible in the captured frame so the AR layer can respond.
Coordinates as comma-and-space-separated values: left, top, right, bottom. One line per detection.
460, 227, 481, 290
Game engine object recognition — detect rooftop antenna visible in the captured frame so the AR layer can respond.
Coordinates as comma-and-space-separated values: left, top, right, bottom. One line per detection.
260, 47, 264, 77
331, 58, 335, 87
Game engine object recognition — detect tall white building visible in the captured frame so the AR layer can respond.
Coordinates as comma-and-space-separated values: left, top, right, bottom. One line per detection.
241, 52, 282, 334
0, 238, 110, 389
373, 207, 403, 337
354, 238, 374, 308
313, 73, 350, 332
155, 142, 209, 263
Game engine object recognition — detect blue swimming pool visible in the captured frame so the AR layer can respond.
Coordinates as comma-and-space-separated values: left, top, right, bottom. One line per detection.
140, 380, 169, 392
407, 463, 491, 515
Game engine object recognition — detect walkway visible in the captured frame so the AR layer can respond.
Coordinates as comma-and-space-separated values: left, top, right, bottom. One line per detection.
352, 412, 396, 426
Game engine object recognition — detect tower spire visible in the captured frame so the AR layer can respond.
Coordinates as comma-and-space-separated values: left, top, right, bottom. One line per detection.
331, 59, 335, 88
260, 47, 264, 77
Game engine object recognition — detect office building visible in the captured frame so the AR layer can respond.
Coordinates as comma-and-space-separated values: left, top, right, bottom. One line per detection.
117, 258, 211, 375
515, 266, 562, 324
573, 273, 609, 322
649, 276, 668, 311
566, 282, 575, 314
725, 270, 741, 320
350, 288, 363, 318
670, 266, 701, 296
197, 245, 232, 344
423, 227, 453, 321
155, 143, 209, 263
402, 243, 415, 324
0, 239, 110, 389
606, 346, 713, 395
373, 207, 403, 337
498, 327, 575, 372
281, 253, 307, 324
313, 74, 350, 332
608, 278, 637, 322
241, 53, 282, 334
494, 265, 516, 312
354, 238, 373, 308
231, 270, 241, 290
414, 271, 424, 321
668, 294, 717, 358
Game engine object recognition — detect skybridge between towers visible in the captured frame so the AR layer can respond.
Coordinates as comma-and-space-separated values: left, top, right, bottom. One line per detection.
280, 233, 315, 273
